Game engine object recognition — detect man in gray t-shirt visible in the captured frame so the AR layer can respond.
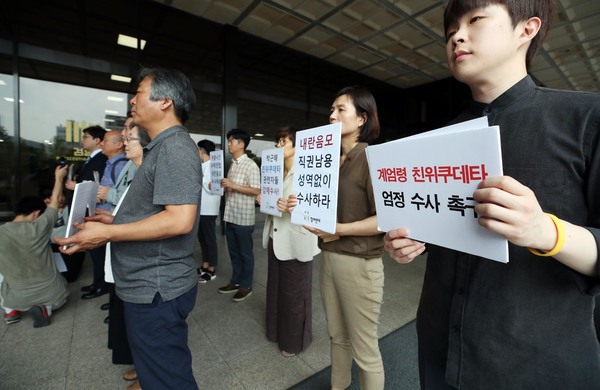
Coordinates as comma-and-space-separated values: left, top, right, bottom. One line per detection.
58, 67, 201, 390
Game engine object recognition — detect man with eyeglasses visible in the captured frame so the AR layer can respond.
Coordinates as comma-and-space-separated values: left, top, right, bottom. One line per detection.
97, 117, 137, 208
57, 67, 202, 390
65, 125, 107, 190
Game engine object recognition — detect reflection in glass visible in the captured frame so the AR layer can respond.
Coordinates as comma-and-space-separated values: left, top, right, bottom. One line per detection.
0, 73, 14, 214
15, 77, 128, 204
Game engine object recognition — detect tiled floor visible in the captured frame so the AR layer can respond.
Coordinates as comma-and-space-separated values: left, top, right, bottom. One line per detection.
0, 213, 426, 389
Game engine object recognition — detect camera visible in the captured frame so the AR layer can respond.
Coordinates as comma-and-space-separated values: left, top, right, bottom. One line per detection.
58, 156, 67, 167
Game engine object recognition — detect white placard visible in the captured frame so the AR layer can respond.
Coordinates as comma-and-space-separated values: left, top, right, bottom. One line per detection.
104, 186, 130, 284
366, 117, 508, 263
291, 123, 342, 234
260, 148, 284, 217
209, 150, 224, 195
64, 181, 98, 241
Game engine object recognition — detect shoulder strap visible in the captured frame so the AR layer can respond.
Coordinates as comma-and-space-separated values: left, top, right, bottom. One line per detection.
111, 157, 128, 183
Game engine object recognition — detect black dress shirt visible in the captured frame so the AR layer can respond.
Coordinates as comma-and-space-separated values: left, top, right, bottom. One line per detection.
418, 76, 600, 389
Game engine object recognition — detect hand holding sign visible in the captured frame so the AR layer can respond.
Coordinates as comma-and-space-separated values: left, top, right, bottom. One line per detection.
367, 117, 508, 263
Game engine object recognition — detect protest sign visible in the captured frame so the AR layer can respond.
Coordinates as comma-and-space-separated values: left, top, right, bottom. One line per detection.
260, 148, 284, 217
366, 117, 508, 262
209, 150, 224, 195
291, 123, 341, 234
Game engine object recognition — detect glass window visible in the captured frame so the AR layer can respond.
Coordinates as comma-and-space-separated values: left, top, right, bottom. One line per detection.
0, 72, 14, 216
18, 77, 128, 199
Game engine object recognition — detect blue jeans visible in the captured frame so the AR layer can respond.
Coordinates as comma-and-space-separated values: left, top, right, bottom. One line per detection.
124, 286, 198, 390
225, 223, 255, 289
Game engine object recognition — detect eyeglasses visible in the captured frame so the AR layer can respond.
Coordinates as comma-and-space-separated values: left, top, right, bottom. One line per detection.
275, 138, 287, 147
123, 136, 140, 142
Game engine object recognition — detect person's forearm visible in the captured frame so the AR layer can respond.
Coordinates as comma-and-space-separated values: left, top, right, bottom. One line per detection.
553, 222, 598, 277
49, 177, 64, 210
106, 204, 198, 242
336, 215, 380, 237
233, 184, 260, 196
202, 176, 212, 193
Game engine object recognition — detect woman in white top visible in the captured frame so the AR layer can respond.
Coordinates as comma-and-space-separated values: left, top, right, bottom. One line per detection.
262, 127, 320, 357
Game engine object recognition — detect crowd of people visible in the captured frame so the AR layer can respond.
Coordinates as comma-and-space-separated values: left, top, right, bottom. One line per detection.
1, 0, 599, 389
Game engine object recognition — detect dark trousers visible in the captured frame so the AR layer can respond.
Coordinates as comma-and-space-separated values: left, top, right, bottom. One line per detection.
266, 238, 313, 354
225, 223, 255, 289
197, 215, 218, 267
89, 245, 108, 290
124, 286, 198, 390
107, 284, 133, 365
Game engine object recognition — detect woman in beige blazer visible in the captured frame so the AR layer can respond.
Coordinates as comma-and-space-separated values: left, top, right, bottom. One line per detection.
261, 127, 320, 357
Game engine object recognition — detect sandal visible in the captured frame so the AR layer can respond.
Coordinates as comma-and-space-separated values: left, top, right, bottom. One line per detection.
123, 368, 137, 381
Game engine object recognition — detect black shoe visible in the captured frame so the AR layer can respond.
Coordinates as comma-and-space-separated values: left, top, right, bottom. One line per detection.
100, 303, 110, 310
232, 288, 253, 302
29, 306, 50, 328
81, 287, 109, 300
218, 283, 240, 294
80, 284, 95, 292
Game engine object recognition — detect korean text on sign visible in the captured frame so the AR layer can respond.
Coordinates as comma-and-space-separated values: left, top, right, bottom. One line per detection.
260, 148, 284, 217
209, 150, 224, 196
365, 118, 507, 263
291, 123, 342, 234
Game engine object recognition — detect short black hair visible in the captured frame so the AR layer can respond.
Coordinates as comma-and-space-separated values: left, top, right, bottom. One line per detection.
83, 125, 106, 141
226, 128, 251, 150
197, 139, 216, 154
444, 0, 555, 69
14, 195, 46, 216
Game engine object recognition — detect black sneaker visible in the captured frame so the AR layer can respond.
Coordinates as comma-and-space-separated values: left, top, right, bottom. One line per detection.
199, 270, 216, 284
29, 306, 50, 328
232, 288, 253, 302
218, 283, 240, 294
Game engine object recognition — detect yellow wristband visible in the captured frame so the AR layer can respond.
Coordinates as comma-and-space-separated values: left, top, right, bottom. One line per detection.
528, 213, 565, 257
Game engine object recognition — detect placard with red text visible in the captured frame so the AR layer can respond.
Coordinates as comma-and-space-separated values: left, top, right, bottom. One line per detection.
366, 117, 508, 262
291, 123, 341, 234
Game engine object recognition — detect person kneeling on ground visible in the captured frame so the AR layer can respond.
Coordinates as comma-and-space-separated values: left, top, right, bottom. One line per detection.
0, 165, 69, 327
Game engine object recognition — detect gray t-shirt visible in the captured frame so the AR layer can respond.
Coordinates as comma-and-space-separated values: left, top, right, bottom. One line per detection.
112, 125, 202, 304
